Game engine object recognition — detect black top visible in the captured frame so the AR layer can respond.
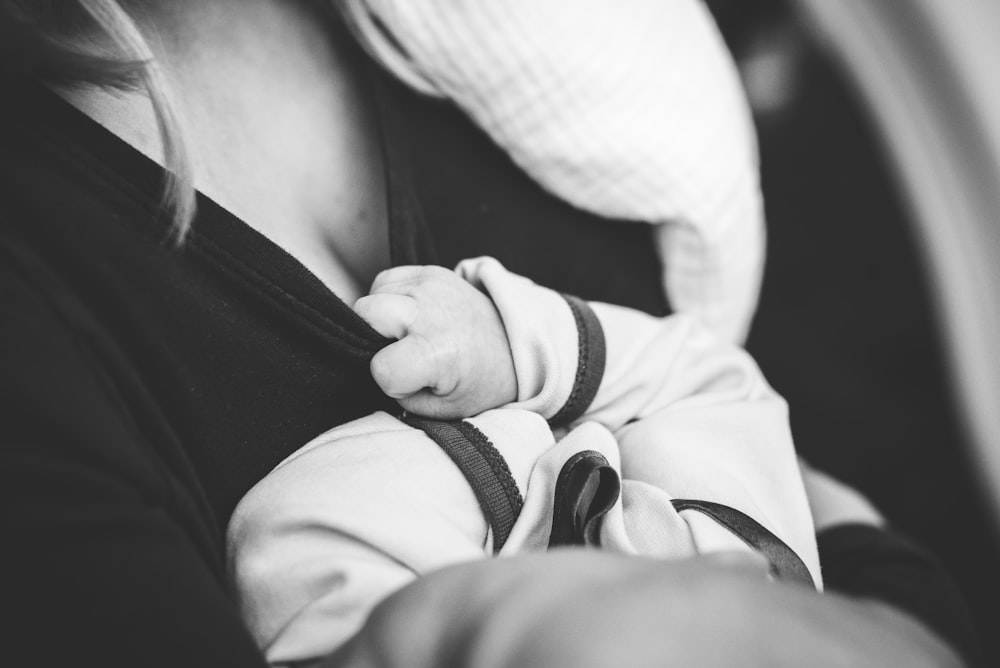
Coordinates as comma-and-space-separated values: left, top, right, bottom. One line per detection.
1, 76, 392, 664
0, 50, 977, 666
820, 524, 983, 668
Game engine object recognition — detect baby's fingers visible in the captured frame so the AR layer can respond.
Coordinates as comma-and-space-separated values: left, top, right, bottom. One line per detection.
370, 336, 452, 399
354, 293, 419, 340
396, 389, 465, 420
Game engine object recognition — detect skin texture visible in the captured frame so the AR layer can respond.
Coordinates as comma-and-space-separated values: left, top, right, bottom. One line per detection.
325, 550, 963, 668
61, 0, 390, 302
354, 265, 518, 418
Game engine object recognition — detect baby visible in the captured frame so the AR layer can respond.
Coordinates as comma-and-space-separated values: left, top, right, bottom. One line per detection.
227, 258, 819, 667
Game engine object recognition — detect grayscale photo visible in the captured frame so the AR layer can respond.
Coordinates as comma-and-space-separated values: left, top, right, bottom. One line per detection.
2, 1, 996, 666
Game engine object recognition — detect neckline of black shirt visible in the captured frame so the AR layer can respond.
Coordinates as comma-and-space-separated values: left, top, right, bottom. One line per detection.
2, 64, 432, 360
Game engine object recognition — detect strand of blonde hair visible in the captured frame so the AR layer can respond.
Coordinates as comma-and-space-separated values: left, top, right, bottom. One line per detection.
80, 0, 196, 241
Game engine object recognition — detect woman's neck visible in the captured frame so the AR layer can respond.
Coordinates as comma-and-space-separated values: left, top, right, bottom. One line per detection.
60, 0, 391, 301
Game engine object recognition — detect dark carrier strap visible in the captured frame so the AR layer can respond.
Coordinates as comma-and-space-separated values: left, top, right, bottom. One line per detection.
672, 499, 815, 588
402, 415, 523, 553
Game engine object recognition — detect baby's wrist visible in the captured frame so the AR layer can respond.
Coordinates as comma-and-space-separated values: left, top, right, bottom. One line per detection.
454, 257, 605, 425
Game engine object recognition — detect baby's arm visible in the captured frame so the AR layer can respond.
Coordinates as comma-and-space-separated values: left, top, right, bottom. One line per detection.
354, 259, 790, 435
445, 257, 773, 428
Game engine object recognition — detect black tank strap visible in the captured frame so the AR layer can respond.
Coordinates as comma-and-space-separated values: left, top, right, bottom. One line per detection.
364, 57, 439, 268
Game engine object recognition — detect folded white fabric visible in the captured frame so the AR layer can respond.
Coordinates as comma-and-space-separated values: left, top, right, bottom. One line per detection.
338, 0, 765, 343
228, 259, 818, 666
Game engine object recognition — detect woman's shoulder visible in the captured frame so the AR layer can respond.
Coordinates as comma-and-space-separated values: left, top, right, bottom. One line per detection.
0, 246, 267, 666
0, 235, 209, 511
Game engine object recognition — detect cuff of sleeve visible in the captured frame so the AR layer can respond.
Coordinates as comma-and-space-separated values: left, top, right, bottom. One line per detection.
455, 257, 605, 425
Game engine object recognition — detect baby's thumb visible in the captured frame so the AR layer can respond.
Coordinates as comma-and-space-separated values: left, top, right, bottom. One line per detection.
398, 390, 466, 421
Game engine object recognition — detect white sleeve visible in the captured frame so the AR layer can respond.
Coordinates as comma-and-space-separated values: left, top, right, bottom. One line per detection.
456, 256, 774, 430
226, 408, 560, 665
227, 412, 489, 664
338, 0, 765, 343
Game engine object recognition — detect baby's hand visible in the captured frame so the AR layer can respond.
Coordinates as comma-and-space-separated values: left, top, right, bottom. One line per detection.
354, 265, 517, 419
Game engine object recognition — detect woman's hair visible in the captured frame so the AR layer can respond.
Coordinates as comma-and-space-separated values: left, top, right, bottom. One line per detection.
0, 0, 196, 240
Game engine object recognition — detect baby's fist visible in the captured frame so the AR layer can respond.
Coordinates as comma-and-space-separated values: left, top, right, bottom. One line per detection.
354, 265, 517, 419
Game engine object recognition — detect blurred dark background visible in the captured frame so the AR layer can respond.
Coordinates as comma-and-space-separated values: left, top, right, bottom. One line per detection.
705, 0, 1000, 664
